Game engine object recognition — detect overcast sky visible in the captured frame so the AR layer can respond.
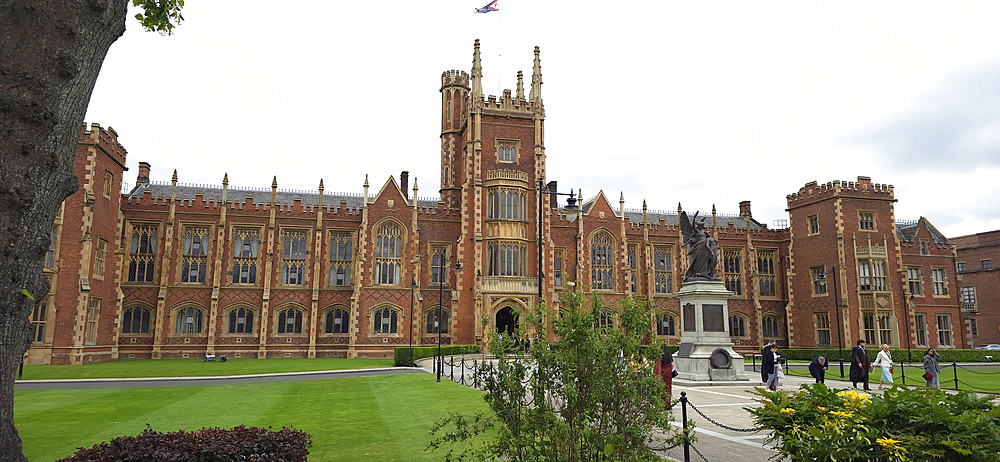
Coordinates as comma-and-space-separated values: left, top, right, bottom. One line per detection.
84, 1, 1000, 237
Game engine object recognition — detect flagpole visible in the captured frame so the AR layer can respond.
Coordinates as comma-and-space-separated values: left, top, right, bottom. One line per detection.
497, 1, 502, 97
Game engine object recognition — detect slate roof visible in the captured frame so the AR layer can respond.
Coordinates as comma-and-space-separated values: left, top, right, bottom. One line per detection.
578, 195, 764, 229
125, 182, 440, 209
896, 217, 950, 244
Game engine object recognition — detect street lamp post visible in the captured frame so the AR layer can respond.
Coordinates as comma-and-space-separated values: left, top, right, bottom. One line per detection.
437, 257, 462, 382
904, 294, 914, 362
537, 179, 580, 303
829, 266, 845, 378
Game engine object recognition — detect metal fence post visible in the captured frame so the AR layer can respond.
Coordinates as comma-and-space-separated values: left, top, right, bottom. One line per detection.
473, 360, 478, 389
953, 361, 958, 390
900, 360, 905, 385
681, 391, 690, 462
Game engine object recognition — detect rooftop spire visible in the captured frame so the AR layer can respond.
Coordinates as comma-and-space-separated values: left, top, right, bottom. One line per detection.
516, 70, 525, 101
471, 39, 483, 100
529, 46, 543, 106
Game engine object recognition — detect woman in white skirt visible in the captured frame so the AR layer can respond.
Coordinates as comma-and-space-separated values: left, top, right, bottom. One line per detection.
871, 344, 894, 390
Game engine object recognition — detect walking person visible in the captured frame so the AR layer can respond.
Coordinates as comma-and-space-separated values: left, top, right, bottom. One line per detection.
809, 355, 828, 384
850, 339, 872, 391
765, 344, 782, 391
760, 342, 772, 383
659, 344, 674, 405
923, 348, 942, 389
871, 344, 894, 390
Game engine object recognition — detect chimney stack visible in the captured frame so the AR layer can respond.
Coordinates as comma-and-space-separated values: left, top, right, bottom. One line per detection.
137, 162, 151, 185
400, 171, 409, 199
739, 200, 752, 218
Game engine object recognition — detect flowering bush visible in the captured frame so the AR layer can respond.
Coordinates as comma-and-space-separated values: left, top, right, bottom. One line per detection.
749, 384, 1000, 461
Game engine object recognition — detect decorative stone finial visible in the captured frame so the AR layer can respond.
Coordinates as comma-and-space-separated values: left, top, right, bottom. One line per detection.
171, 169, 178, 184
516, 71, 525, 101
471, 39, 483, 100
222, 173, 228, 188
529, 45, 543, 105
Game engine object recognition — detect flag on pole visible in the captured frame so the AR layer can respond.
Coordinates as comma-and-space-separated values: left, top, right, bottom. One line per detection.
474, 0, 498, 13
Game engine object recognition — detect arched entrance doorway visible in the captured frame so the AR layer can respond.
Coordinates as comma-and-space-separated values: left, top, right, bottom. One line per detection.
496, 306, 519, 337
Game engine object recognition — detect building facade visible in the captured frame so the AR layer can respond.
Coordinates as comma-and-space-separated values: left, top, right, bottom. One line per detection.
952, 230, 1000, 346
28, 41, 969, 365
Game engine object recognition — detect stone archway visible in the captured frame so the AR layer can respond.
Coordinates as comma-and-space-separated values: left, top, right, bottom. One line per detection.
496, 306, 519, 337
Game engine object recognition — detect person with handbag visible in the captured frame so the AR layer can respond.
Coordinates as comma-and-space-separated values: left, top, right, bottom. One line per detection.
658, 344, 675, 406
871, 344, 894, 390
808, 355, 828, 384
765, 344, 782, 391
923, 348, 942, 389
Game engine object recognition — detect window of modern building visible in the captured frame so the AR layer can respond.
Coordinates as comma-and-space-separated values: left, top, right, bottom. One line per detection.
325, 309, 349, 334
815, 312, 831, 346
915, 313, 927, 347
932, 268, 948, 295
175, 306, 203, 334
128, 223, 158, 282
85, 298, 101, 345
93, 238, 107, 279
907, 267, 922, 295
957, 262, 966, 272
656, 312, 676, 336
862, 312, 876, 345
122, 306, 152, 334
30, 299, 47, 343
591, 232, 614, 290
373, 308, 398, 334
729, 314, 747, 338
983, 259, 994, 270
654, 246, 672, 294
329, 232, 353, 286
554, 250, 563, 287
277, 308, 303, 334
878, 314, 892, 346
762, 315, 780, 338
45, 230, 56, 270
811, 266, 827, 295
497, 140, 517, 163
487, 241, 527, 276
431, 246, 447, 285
937, 314, 952, 346
808, 215, 819, 235
426, 308, 449, 334
723, 248, 742, 295
599, 311, 614, 329
281, 230, 308, 286
757, 250, 776, 297
859, 211, 875, 231
181, 226, 209, 284
628, 244, 637, 292
228, 307, 254, 334
375, 222, 403, 285
232, 228, 259, 285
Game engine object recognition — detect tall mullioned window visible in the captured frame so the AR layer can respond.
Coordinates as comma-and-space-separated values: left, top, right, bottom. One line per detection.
329, 232, 353, 286
654, 246, 672, 294
93, 238, 107, 279
175, 306, 203, 334
373, 308, 398, 334
863, 312, 876, 345
128, 224, 158, 282
656, 313, 676, 336
277, 308, 303, 334
815, 313, 831, 346
30, 299, 47, 342
907, 267, 922, 295
628, 244, 637, 292
762, 315, 780, 338
554, 250, 563, 286
431, 246, 447, 285
497, 141, 516, 163
932, 268, 948, 295
45, 230, 56, 270
487, 189, 526, 220
937, 314, 952, 346
228, 308, 254, 334
811, 267, 827, 295
878, 314, 892, 346
858, 260, 886, 292
325, 309, 348, 334
757, 250, 776, 297
182, 226, 209, 283
488, 241, 527, 276
729, 314, 747, 337
375, 223, 403, 285
282, 230, 308, 285
86, 298, 101, 345
232, 228, 259, 284
427, 308, 449, 334
859, 211, 875, 231
723, 248, 742, 295
122, 306, 152, 334
915, 314, 927, 346
591, 232, 614, 290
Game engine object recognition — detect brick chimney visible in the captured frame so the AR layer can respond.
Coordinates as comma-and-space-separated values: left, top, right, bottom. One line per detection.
137, 162, 150, 185
739, 200, 752, 218
400, 171, 409, 200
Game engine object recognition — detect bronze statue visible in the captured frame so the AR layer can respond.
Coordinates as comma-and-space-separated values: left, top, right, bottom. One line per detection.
679, 211, 719, 282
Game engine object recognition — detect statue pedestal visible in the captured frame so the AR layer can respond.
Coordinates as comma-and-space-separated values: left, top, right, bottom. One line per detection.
673, 280, 749, 382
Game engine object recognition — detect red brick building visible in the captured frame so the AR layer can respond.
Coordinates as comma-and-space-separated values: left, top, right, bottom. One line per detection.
951, 230, 1000, 346
27, 41, 969, 365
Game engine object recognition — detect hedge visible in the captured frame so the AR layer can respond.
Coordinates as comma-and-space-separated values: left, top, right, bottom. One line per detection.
774, 348, 999, 363
394, 345, 481, 366
57, 425, 311, 462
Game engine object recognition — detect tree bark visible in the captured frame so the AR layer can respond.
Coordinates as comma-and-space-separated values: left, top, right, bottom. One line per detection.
0, 1, 127, 460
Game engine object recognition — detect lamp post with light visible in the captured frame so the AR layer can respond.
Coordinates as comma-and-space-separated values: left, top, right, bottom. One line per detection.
537, 179, 580, 303
826, 266, 846, 378
436, 257, 462, 382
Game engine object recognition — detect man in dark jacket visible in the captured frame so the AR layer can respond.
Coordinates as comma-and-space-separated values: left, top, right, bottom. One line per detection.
809, 356, 828, 384
849, 339, 871, 390
760, 342, 772, 383
761, 344, 776, 390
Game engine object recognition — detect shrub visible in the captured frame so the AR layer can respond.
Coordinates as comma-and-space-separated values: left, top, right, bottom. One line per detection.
749, 383, 1000, 461
394, 344, 481, 366
57, 425, 312, 462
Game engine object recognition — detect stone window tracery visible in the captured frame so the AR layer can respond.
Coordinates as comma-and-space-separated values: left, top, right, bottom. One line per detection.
654, 246, 672, 294
723, 248, 742, 295
232, 228, 259, 285
590, 232, 614, 290
329, 232, 353, 287
325, 308, 349, 334
282, 230, 308, 286
373, 307, 398, 334
175, 306, 203, 334
757, 250, 776, 297
488, 241, 526, 276
277, 308, 303, 334
228, 307, 255, 334
122, 306, 152, 334
182, 226, 209, 283
375, 222, 403, 285
128, 223, 158, 283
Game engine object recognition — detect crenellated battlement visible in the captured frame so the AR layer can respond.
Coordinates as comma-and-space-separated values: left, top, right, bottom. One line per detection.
787, 176, 895, 207
80, 123, 128, 167
478, 90, 537, 114
441, 70, 470, 88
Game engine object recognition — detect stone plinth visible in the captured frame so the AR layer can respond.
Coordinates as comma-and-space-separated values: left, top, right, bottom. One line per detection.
673, 280, 749, 381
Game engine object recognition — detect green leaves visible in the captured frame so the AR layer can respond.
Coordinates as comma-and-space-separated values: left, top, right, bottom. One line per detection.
21, 289, 34, 300
131, 0, 185, 36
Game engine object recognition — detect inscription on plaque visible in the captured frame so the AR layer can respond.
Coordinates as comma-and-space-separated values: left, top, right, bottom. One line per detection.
683, 303, 696, 332
703, 304, 725, 332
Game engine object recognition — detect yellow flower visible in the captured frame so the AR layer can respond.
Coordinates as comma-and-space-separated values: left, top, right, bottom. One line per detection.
780, 408, 796, 416
816, 407, 827, 412
876, 438, 906, 451
829, 411, 854, 419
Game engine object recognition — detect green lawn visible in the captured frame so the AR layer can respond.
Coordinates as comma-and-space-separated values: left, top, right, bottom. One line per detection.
20, 357, 395, 380
15, 374, 489, 461
782, 360, 1000, 393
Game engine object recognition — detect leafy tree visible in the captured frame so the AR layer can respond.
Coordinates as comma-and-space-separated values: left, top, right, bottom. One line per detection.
0, 1, 181, 460
428, 289, 687, 461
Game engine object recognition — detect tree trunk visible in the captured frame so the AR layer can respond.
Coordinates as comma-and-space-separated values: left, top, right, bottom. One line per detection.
0, 1, 127, 460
